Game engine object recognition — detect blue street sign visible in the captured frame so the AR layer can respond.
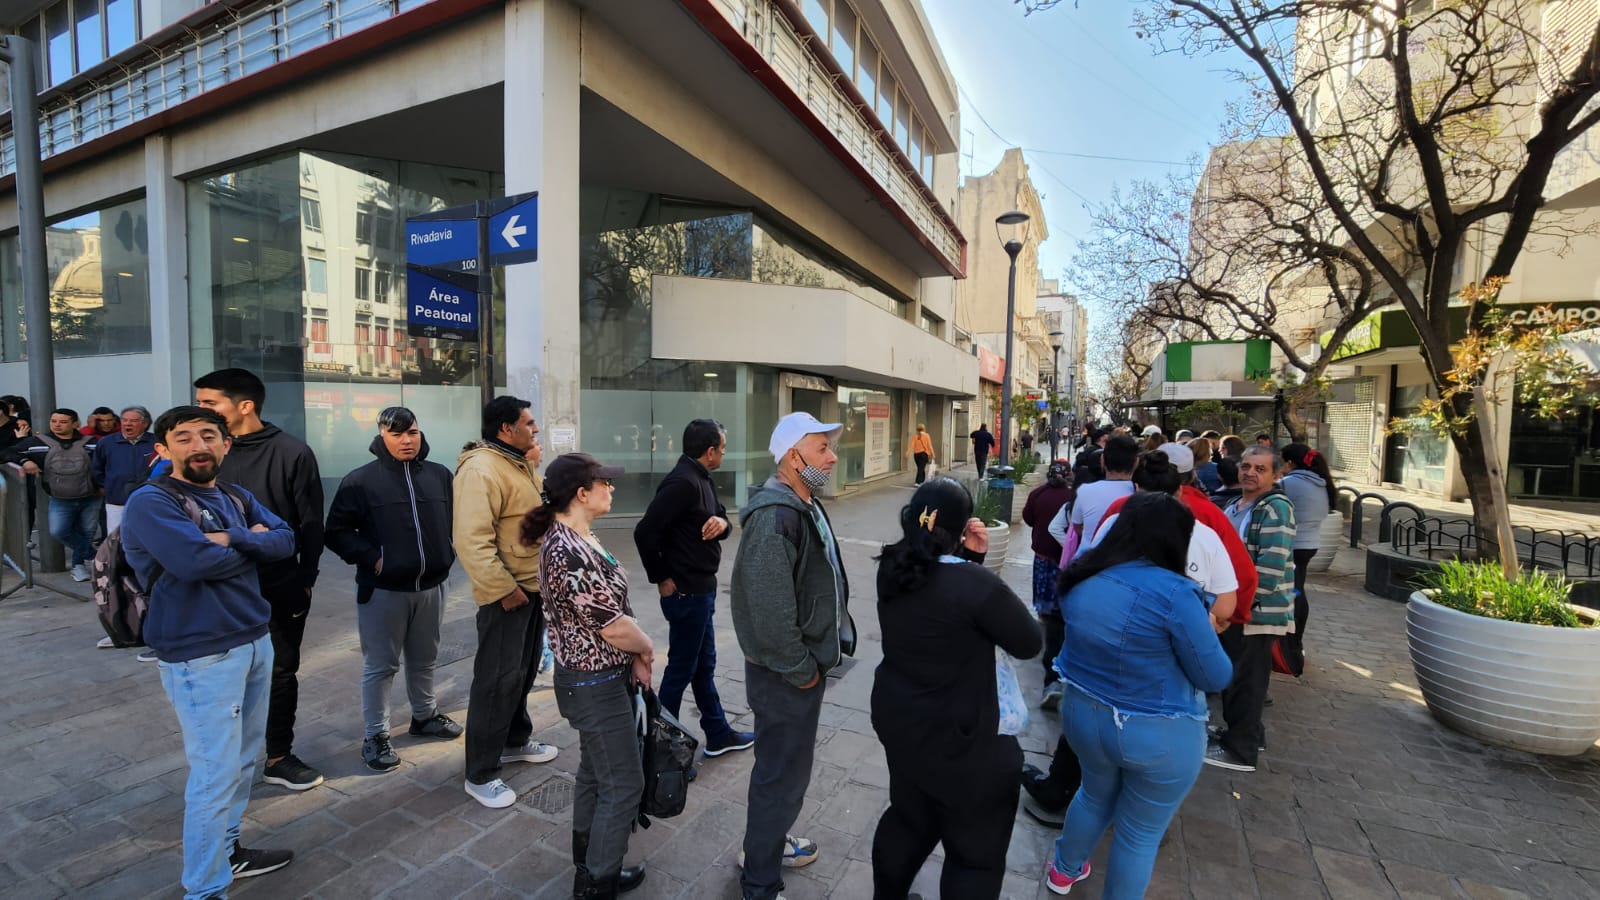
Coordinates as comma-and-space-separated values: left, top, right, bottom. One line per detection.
405, 218, 479, 271
406, 267, 478, 342
487, 192, 539, 266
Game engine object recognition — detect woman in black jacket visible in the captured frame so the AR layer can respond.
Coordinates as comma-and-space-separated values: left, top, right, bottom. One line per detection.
869, 478, 1044, 899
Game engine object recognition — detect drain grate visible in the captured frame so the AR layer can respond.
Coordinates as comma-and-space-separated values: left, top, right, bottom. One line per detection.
525, 777, 575, 814
434, 616, 480, 667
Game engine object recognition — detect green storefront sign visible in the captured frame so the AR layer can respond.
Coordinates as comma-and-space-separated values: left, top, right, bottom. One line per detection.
1165, 339, 1274, 381
1325, 300, 1600, 362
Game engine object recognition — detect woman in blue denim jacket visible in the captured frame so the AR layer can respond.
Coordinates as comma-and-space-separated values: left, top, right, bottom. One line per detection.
1043, 492, 1234, 898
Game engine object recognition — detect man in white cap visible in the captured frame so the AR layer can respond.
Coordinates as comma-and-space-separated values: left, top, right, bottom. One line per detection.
730, 412, 854, 900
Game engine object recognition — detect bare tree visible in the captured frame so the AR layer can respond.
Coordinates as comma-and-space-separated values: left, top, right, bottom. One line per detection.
1033, 0, 1600, 576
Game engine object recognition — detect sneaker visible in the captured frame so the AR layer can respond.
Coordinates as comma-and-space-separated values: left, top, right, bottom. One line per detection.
464, 778, 516, 809
1045, 860, 1091, 895
500, 740, 558, 765
704, 730, 756, 757
362, 734, 401, 772
229, 844, 293, 878
1203, 741, 1257, 773
96, 636, 114, 649
1023, 796, 1066, 828
1206, 725, 1265, 752
136, 649, 159, 663
408, 713, 464, 739
263, 753, 325, 790
1040, 682, 1063, 711
738, 834, 818, 869
70, 563, 90, 582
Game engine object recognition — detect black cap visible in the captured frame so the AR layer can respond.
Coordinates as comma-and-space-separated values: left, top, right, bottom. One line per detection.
544, 453, 625, 495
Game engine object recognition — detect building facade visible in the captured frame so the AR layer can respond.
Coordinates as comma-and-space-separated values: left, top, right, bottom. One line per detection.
0, 0, 977, 513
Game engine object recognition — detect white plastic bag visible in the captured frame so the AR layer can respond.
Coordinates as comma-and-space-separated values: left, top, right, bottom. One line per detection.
996, 650, 1028, 735
926, 461, 939, 479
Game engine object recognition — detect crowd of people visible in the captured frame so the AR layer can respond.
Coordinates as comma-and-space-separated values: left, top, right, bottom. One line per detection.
4, 371, 1345, 898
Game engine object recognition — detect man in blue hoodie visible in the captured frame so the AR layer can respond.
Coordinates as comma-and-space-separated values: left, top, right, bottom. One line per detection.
122, 406, 299, 900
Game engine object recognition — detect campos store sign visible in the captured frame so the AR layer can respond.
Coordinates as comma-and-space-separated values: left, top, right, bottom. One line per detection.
1505, 304, 1600, 327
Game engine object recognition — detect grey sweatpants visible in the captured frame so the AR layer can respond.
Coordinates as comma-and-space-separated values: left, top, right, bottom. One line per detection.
357, 584, 447, 738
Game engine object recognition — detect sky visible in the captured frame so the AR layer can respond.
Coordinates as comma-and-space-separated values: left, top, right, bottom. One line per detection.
919, 0, 1252, 297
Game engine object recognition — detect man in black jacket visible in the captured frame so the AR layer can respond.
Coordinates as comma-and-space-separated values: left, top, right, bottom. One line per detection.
196, 368, 327, 791
634, 419, 755, 760
325, 407, 462, 772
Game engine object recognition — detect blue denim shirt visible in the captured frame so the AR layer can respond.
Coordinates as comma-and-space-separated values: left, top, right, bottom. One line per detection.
1054, 561, 1234, 720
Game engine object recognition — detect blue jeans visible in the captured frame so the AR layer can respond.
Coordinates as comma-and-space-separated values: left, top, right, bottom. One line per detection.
1053, 684, 1206, 899
158, 634, 275, 900
658, 589, 732, 742
47, 494, 101, 566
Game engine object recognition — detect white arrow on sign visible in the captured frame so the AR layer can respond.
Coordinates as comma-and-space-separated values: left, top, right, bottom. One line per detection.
501, 214, 528, 248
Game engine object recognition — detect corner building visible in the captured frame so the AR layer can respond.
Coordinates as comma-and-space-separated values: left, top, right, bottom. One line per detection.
0, 0, 975, 513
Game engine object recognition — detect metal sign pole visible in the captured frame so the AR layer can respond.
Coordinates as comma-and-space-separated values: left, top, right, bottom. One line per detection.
477, 206, 495, 410
0, 37, 57, 415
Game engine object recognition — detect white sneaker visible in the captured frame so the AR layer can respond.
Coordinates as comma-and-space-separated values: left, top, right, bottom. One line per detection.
96, 636, 114, 649
464, 778, 516, 809
500, 740, 558, 765
70, 564, 90, 582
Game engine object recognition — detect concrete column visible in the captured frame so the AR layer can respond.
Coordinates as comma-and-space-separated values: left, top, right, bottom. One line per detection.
503, 0, 582, 455
145, 134, 191, 409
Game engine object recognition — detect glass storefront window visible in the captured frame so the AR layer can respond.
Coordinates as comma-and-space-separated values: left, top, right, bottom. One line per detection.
0, 196, 151, 360
189, 151, 501, 495
751, 221, 906, 313
836, 385, 902, 483
1509, 381, 1600, 499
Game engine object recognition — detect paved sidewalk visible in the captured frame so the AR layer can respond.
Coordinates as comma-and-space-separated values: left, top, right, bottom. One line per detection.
2, 478, 1598, 899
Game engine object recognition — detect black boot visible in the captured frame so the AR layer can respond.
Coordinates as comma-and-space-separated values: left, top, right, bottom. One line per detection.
572, 831, 645, 896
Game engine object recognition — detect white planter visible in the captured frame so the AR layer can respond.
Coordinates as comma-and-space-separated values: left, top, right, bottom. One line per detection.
1309, 513, 1344, 573
984, 522, 1010, 575
1406, 591, 1600, 756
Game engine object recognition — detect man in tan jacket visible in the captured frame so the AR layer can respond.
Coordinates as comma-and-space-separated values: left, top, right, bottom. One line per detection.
454, 395, 558, 808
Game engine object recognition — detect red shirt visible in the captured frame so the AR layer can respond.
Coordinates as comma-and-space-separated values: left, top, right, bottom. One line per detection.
1101, 485, 1257, 624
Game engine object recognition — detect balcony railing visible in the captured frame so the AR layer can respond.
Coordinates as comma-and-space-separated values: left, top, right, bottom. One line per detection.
707, 0, 962, 268
0, 0, 431, 177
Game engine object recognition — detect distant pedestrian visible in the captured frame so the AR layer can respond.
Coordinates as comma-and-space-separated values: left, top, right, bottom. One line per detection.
122, 405, 299, 899
80, 406, 119, 438
325, 407, 462, 774
1021, 459, 1074, 710
1072, 429, 1106, 486
1190, 437, 1222, 493
1140, 425, 1164, 453
970, 423, 996, 477
907, 423, 935, 484
527, 453, 651, 898
1210, 456, 1244, 508
633, 419, 754, 764
733, 412, 854, 898
93, 405, 157, 534
1220, 434, 1246, 459
1208, 447, 1297, 773
871, 478, 1041, 899
1043, 493, 1233, 897
1277, 443, 1337, 676
196, 368, 327, 792
1255, 432, 1274, 448
9, 408, 101, 581
1020, 428, 1034, 454
455, 396, 558, 809
0, 397, 24, 455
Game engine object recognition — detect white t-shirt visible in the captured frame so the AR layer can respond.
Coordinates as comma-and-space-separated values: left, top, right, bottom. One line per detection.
1061, 480, 1136, 561
1089, 514, 1239, 596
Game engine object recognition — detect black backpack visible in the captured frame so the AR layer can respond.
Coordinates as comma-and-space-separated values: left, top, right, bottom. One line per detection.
92, 477, 247, 648
633, 686, 698, 828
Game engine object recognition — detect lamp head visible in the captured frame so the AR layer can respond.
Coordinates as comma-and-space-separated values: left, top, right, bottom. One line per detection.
995, 210, 1030, 250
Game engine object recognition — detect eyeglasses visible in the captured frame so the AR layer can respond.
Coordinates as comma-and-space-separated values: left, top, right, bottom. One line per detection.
591, 479, 614, 489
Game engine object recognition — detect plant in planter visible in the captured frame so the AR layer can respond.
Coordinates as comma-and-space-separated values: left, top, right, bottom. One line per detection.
1407, 560, 1600, 756
972, 484, 1009, 575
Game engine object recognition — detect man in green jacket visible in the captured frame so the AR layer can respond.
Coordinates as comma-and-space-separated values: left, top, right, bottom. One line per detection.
731, 412, 853, 900
1209, 445, 1297, 773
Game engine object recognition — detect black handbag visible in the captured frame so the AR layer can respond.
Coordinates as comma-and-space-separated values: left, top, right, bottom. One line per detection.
634, 685, 699, 828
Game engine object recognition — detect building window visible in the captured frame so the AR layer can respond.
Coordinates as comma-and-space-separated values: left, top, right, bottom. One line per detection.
372, 212, 394, 250
375, 265, 392, 304
831, 2, 856, 78
354, 263, 371, 301
803, 0, 829, 34
857, 39, 878, 110
355, 210, 372, 244
20, 0, 141, 87
0, 196, 151, 361
878, 70, 897, 129
301, 197, 322, 231
305, 257, 327, 294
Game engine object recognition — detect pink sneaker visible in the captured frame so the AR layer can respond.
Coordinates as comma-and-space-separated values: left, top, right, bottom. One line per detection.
1045, 860, 1091, 895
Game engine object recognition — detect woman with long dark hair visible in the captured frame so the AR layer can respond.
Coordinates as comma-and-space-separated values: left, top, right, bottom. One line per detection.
869, 478, 1042, 900
1043, 492, 1233, 898
522, 453, 651, 899
1278, 443, 1337, 672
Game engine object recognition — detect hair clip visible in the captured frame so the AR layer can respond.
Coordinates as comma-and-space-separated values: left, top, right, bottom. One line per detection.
539, 490, 552, 506
917, 507, 938, 532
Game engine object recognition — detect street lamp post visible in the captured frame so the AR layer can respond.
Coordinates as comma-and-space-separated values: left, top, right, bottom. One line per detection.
1048, 329, 1063, 460
995, 210, 1030, 468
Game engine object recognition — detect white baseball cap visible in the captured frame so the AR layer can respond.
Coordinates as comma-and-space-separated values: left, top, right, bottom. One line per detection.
1155, 441, 1195, 473
769, 412, 843, 462
1141, 424, 1162, 437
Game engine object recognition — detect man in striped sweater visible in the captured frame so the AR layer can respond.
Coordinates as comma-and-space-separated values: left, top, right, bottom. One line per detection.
1208, 445, 1297, 773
